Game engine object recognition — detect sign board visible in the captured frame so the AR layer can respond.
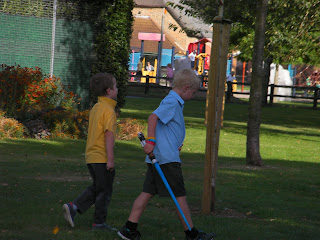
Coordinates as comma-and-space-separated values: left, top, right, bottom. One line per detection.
138, 32, 165, 41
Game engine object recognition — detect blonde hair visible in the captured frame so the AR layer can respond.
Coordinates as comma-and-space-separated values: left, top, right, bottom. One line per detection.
172, 68, 200, 89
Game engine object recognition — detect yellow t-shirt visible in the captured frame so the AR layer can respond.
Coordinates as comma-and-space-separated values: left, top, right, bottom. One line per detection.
85, 96, 117, 164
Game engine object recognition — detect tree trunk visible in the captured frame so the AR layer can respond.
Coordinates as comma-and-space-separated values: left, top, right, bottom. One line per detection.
246, 0, 269, 166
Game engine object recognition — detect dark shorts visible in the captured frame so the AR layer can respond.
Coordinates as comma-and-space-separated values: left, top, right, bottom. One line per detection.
143, 162, 186, 197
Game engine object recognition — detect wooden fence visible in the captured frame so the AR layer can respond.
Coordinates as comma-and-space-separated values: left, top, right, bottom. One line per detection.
127, 74, 320, 109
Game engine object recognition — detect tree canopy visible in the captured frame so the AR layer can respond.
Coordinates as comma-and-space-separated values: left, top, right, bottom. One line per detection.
173, 0, 320, 65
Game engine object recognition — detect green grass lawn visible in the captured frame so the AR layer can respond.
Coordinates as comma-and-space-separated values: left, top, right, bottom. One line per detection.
0, 97, 319, 240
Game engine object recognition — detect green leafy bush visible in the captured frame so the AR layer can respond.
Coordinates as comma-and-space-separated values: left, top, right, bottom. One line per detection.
91, 0, 134, 110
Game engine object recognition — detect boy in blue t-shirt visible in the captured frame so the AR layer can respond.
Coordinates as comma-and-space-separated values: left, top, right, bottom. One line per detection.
118, 69, 215, 240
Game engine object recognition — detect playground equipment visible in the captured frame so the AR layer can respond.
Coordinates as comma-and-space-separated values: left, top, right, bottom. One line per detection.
188, 38, 211, 73
194, 53, 208, 75
141, 59, 157, 83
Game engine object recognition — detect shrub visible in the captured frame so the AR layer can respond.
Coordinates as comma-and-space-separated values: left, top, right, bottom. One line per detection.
41, 110, 81, 139
41, 112, 143, 140
0, 111, 26, 139
50, 121, 80, 139
73, 110, 90, 139
23, 76, 79, 111
0, 65, 43, 117
116, 118, 145, 140
0, 64, 79, 119
24, 119, 51, 139
0, 108, 144, 140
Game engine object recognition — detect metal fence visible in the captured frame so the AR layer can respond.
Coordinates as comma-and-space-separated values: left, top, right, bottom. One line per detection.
0, 0, 96, 108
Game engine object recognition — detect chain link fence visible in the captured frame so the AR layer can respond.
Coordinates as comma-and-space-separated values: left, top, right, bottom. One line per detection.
0, 0, 97, 108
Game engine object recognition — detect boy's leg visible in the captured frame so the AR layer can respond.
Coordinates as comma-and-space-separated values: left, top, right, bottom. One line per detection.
126, 163, 156, 222
63, 164, 97, 227
73, 163, 115, 224
118, 164, 155, 239
176, 196, 194, 230
117, 192, 153, 240
92, 164, 115, 224
128, 192, 153, 223
176, 197, 216, 240
73, 164, 97, 213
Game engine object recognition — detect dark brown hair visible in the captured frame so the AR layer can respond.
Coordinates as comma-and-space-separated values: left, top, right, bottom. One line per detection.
90, 73, 115, 96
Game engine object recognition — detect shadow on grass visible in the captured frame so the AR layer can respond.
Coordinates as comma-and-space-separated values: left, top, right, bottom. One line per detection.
222, 121, 320, 139
0, 138, 86, 157
123, 98, 320, 134
223, 102, 320, 129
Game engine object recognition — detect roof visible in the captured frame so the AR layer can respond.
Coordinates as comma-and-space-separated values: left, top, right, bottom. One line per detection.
194, 38, 212, 44
133, 0, 212, 38
134, 0, 166, 8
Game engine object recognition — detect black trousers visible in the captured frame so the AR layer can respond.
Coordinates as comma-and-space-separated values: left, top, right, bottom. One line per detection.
74, 163, 115, 224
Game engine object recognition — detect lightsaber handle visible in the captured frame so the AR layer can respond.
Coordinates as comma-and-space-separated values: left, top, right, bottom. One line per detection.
138, 132, 146, 148
138, 132, 157, 164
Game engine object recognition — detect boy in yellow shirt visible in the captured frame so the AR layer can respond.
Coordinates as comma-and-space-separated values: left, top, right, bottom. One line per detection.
63, 73, 118, 230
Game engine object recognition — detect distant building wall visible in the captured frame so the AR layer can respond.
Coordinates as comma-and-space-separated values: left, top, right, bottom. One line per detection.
132, 7, 198, 53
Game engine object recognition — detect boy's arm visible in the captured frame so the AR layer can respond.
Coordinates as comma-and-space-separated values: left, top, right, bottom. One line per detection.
105, 130, 115, 171
144, 113, 158, 155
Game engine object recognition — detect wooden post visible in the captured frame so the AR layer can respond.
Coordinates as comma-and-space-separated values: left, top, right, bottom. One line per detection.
156, 8, 165, 84
313, 87, 318, 109
273, 64, 279, 103
242, 61, 246, 92
269, 84, 274, 105
226, 81, 232, 101
145, 75, 150, 95
202, 17, 231, 214
140, 40, 144, 58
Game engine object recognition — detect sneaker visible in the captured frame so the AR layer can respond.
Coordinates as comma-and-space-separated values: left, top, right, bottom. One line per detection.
117, 225, 141, 240
92, 223, 117, 231
186, 231, 216, 240
62, 203, 76, 227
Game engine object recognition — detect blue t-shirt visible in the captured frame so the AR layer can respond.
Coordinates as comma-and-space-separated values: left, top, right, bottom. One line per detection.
145, 90, 185, 165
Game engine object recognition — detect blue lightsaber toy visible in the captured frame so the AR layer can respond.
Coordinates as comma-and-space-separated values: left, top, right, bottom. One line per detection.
138, 132, 191, 231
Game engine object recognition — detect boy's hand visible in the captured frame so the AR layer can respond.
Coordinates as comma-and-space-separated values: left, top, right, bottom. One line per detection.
144, 143, 155, 155
178, 144, 183, 152
106, 160, 114, 171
